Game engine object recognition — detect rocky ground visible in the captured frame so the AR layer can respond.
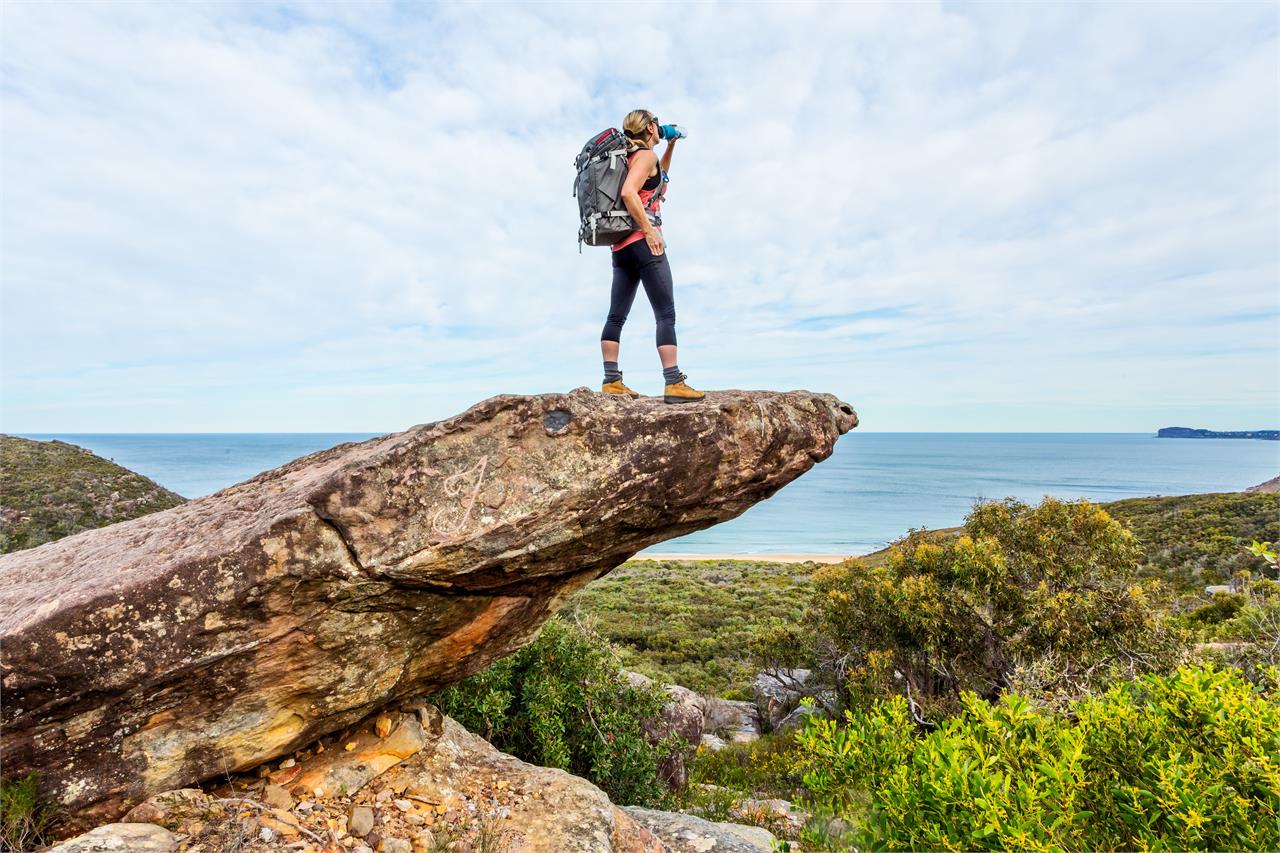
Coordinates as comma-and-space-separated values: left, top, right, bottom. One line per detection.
47, 702, 778, 853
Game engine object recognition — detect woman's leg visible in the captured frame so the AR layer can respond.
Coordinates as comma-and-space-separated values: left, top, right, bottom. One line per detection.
638, 251, 678, 367
601, 254, 642, 360
637, 247, 703, 401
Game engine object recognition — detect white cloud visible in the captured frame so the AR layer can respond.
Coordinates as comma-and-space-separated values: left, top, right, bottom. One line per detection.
1, 0, 1276, 432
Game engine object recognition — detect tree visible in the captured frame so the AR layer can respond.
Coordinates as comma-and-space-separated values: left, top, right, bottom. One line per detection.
792, 497, 1186, 718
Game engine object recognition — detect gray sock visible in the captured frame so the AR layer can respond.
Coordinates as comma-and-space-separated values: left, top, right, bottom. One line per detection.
604, 361, 622, 382
663, 366, 684, 385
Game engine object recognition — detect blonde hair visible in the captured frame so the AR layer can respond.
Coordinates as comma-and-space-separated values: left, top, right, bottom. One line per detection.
622, 109, 658, 151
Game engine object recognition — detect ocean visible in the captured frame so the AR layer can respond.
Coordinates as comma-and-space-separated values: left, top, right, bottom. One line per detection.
14, 432, 1279, 556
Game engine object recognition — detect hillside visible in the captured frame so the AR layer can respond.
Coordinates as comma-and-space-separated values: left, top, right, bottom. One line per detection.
0, 434, 186, 554
568, 491, 1278, 697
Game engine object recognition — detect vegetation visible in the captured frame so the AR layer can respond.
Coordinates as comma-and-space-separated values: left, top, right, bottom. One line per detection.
565, 492, 1277, 700
766, 498, 1188, 718
432, 616, 679, 807
0, 773, 58, 853
0, 435, 185, 553
1106, 491, 1279, 590
795, 664, 1280, 852
565, 558, 825, 696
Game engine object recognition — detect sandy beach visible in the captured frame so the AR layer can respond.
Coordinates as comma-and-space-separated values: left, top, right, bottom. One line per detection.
630, 552, 852, 564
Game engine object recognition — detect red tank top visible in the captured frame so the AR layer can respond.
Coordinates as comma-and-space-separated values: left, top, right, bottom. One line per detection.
612, 152, 664, 252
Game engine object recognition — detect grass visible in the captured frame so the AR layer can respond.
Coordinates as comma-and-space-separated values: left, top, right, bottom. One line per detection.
1, 774, 58, 853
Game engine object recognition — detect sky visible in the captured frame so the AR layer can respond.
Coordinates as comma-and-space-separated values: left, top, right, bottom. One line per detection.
1, 1, 1277, 433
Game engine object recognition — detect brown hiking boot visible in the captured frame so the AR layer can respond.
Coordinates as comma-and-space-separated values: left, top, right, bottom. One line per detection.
663, 373, 705, 404
602, 378, 640, 398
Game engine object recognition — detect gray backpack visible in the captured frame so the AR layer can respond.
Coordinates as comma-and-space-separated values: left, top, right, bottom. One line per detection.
573, 128, 664, 251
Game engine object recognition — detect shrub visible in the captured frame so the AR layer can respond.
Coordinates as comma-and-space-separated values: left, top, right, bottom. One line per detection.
781, 497, 1187, 718
432, 616, 678, 807
1, 773, 57, 853
795, 663, 1280, 852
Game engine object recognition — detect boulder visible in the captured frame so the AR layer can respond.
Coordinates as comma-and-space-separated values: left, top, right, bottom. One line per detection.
775, 702, 824, 735
752, 668, 811, 728
44, 823, 180, 853
625, 671, 707, 788
704, 697, 762, 744
0, 389, 856, 831
622, 807, 776, 852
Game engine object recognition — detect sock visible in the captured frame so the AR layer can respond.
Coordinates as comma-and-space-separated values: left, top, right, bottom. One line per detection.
604, 361, 622, 383
663, 365, 683, 385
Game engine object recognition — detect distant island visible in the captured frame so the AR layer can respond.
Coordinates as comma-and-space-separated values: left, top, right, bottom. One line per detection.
1158, 427, 1278, 440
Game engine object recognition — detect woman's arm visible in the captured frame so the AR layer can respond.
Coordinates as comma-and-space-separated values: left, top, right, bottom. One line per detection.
661, 139, 675, 173
619, 149, 664, 255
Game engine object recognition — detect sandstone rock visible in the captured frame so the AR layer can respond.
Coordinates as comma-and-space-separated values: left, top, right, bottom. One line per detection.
699, 733, 728, 751
291, 712, 428, 799
623, 807, 776, 852
0, 389, 855, 830
262, 782, 293, 810
704, 697, 762, 743
775, 702, 824, 735
753, 668, 811, 728
624, 671, 707, 788
348, 804, 375, 837
44, 822, 180, 853
377, 705, 665, 852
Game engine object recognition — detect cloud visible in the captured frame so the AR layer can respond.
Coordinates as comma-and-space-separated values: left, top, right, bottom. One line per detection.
1, 0, 1276, 432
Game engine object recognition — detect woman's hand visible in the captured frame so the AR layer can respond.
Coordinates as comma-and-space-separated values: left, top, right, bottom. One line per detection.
645, 229, 665, 256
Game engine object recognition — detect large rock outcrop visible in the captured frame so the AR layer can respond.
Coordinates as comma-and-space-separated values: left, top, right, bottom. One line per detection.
0, 389, 856, 830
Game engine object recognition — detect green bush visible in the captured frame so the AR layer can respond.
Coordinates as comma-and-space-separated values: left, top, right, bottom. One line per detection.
1, 773, 57, 853
432, 616, 678, 807
777, 497, 1187, 718
795, 663, 1280, 852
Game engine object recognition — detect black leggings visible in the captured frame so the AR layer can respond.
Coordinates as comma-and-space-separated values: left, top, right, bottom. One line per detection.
600, 239, 677, 347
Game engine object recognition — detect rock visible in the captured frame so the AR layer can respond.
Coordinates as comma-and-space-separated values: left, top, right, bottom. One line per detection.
44, 822, 180, 853
699, 733, 728, 751
380, 838, 412, 853
291, 712, 428, 798
623, 807, 776, 851
753, 668, 811, 728
730, 797, 810, 835
262, 783, 293, 810
775, 702, 824, 735
121, 788, 215, 836
379, 704, 665, 852
704, 697, 762, 743
0, 389, 855, 830
624, 671, 707, 788
348, 805, 375, 837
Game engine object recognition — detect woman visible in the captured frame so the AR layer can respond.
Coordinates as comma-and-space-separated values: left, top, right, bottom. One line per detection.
600, 109, 705, 404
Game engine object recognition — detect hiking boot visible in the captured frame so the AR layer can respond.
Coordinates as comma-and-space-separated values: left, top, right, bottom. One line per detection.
602, 378, 640, 398
663, 373, 705, 404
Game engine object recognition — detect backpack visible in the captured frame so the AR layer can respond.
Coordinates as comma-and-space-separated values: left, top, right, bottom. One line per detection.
573, 128, 665, 251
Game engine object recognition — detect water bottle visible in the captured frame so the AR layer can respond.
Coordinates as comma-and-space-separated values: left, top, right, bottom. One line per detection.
658, 124, 687, 141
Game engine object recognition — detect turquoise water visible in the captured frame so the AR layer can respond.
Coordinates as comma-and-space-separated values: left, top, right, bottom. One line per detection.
15, 432, 1278, 556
